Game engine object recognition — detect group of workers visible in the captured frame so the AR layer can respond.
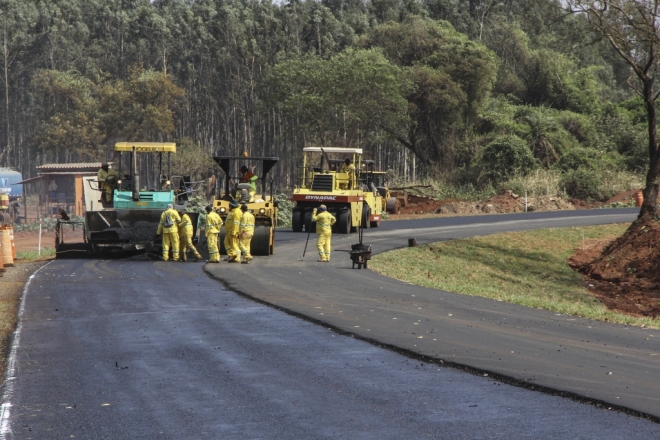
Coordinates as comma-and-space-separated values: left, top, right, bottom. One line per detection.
157, 201, 255, 264
156, 201, 335, 264
204, 200, 255, 264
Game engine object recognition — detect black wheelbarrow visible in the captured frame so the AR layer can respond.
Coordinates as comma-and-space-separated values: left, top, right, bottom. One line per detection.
349, 243, 372, 269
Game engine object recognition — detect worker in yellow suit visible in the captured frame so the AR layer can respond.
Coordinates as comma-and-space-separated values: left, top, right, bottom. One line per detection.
178, 209, 202, 262
97, 163, 119, 204
339, 158, 355, 190
205, 205, 223, 263
157, 203, 182, 261
224, 199, 243, 262
312, 204, 336, 262
239, 203, 255, 264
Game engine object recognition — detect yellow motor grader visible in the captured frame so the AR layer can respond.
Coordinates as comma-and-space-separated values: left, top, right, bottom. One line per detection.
212, 155, 278, 255
291, 147, 383, 233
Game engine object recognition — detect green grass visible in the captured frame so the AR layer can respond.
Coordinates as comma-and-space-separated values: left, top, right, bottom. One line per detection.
371, 224, 660, 329
16, 247, 56, 262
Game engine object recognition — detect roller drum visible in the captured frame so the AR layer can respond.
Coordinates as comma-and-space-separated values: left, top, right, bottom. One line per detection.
250, 225, 272, 256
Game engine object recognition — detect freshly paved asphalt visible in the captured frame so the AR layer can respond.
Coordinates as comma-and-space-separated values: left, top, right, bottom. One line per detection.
205, 208, 660, 418
2, 208, 660, 439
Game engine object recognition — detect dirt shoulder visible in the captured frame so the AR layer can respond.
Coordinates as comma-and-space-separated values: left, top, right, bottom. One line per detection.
568, 218, 660, 318
0, 261, 49, 381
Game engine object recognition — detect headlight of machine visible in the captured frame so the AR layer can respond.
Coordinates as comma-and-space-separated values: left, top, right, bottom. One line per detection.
259, 208, 266, 215
219, 207, 226, 213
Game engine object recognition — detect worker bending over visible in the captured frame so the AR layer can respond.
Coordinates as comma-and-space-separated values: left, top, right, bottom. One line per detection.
157, 203, 181, 261
312, 204, 336, 262
178, 209, 202, 262
239, 203, 255, 264
97, 163, 119, 204
205, 205, 223, 263
224, 199, 243, 262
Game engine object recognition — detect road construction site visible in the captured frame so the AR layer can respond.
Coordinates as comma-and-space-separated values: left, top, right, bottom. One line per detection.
3, 208, 660, 439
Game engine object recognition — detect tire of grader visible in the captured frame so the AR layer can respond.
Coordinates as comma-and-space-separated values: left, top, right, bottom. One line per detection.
362, 205, 371, 229
304, 211, 315, 233
292, 209, 303, 232
337, 210, 351, 234
386, 197, 400, 214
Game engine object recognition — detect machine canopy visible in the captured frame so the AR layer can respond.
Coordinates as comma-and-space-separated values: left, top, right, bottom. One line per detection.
114, 142, 176, 153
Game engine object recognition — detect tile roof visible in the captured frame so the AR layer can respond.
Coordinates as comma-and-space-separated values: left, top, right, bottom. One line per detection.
37, 162, 105, 170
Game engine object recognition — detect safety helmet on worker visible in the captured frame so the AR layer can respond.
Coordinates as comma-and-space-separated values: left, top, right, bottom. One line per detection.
167, 204, 174, 210
318, 204, 327, 212
230, 199, 240, 209
240, 165, 249, 173
101, 162, 109, 169
205, 205, 213, 212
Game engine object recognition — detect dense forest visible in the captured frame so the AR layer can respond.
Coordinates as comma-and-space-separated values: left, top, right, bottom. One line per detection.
0, 0, 648, 199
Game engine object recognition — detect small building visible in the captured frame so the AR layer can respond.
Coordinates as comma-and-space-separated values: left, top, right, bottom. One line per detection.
35, 163, 102, 217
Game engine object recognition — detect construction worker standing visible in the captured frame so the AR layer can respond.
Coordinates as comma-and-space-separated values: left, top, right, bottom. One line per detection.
178, 209, 202, 262
224, 199, 243, 262
157, 203, 182, 261
239, 203, 255, 264
97, 163, 119, 204
239, 165, 258, 202
312, 204, 336, 262
339, 158, 355, 189
205, 205, 223, 263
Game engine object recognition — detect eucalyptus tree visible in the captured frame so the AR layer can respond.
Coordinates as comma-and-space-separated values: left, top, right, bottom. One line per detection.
0, 0, 37, 166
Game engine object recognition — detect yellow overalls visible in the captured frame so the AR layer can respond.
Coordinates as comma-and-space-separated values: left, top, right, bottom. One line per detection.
312, 210, 336, 261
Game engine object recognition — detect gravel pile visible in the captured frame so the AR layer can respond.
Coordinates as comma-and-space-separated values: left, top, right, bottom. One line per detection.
104, 221, 159, 242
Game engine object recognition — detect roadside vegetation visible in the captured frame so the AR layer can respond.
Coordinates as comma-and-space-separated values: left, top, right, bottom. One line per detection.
370, 224, 660, 329
0, 0, 651, 207
16, 248, 56, 262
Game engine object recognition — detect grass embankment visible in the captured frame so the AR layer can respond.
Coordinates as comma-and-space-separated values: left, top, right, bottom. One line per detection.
16, 248, 56, 261
371, 224, 660, 329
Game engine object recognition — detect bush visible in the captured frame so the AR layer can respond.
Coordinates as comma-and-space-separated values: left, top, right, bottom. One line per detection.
276, 194, 294, 227
560, 168, 605, 201
481, 135, 537, 184
554, 147, 598, 172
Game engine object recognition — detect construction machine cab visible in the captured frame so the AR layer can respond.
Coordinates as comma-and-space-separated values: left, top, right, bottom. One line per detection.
298, 147, 362, 191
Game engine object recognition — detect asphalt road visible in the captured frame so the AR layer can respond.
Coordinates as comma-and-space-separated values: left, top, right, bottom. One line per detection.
205, 208, 660, 419
2, 208, 660, 439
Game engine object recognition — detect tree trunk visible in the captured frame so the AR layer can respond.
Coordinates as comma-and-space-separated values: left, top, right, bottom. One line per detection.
640, 77, 659, 220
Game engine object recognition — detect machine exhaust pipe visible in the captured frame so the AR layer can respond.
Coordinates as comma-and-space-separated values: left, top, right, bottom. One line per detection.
132, 146, 140, 202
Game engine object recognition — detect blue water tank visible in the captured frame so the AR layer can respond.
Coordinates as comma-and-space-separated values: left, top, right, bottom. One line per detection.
0, 168, 23, 200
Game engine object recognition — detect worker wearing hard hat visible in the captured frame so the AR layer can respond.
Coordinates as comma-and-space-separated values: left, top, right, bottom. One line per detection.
224, 199, 243, 262
157, 203, 182, 261
238, 203, 255, 264
205, 205, 223, 263
97, 163, 119, 204
339, 158, 355, 190
239, 165, 258, 202
178, 209, 202, 262
312, 204, 336, 262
